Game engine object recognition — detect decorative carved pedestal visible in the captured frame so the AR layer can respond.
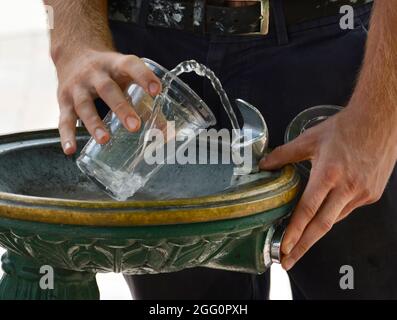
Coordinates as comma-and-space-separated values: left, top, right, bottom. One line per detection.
0, 251, 99, 300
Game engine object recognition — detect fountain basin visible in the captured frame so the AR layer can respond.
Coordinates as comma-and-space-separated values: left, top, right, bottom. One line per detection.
0, 129, 299, 299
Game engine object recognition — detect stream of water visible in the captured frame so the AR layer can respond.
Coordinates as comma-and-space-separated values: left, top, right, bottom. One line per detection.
165, 60, 241, 132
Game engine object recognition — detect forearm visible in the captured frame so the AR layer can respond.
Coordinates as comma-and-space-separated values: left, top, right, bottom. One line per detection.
349, 1, 397, 141
43, 0, 114, 64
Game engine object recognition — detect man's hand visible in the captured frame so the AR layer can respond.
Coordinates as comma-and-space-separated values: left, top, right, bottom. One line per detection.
260, 0, 397, 271
55, 50, 161, 155
44, 0, 162, 155
260, 106, 397, 270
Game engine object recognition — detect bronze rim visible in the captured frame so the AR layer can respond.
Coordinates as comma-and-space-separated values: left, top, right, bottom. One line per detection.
0, 129, 300, 226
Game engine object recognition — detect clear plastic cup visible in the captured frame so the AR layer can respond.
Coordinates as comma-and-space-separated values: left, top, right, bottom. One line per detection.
77, 59, 216, 201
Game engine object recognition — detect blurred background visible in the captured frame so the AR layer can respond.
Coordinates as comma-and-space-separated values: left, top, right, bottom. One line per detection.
0, 0, 291, 300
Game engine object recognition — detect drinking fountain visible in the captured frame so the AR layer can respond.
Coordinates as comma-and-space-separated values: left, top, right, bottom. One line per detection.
0, 129, 299, 299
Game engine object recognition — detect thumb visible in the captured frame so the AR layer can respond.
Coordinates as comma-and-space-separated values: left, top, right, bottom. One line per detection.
260, 135, 314, 170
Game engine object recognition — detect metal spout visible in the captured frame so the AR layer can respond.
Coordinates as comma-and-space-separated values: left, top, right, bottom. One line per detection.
233, 99, 269, 175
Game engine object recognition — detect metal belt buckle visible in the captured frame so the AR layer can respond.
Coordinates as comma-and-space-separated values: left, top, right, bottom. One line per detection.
251, 0, 270, 35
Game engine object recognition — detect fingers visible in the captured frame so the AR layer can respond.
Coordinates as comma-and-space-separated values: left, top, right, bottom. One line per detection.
282, 189, 351, 271
260, 131, 315, 170
281, 167, 332, 256
95, 76, 141, 132
73, 88, 110, 145
56, 52, 163, 154
111, 55, 162, 96
58, 105, 78, 155
336, 198, 361, 223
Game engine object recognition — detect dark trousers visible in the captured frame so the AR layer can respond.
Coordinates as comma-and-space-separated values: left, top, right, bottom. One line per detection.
99, 2, 397, 299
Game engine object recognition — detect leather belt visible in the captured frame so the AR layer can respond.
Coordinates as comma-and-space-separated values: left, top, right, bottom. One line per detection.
108, 0, 373, 36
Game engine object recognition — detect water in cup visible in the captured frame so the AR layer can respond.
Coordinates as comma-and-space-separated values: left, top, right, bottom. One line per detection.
77, 59, 265, 201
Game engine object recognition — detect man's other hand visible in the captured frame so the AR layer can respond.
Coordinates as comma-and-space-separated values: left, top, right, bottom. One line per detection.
260, 106, 397, 271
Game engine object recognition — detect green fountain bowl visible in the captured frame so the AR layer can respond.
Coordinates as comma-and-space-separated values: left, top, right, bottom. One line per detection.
0, 129, 299, 299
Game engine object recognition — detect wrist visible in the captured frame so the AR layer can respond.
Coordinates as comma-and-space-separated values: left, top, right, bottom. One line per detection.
51, 40, 114, 67
348, 91, 397, 128
345, 97, 397, 157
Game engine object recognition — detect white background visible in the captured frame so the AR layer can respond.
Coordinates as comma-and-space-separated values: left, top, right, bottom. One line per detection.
0, 0, 291, 300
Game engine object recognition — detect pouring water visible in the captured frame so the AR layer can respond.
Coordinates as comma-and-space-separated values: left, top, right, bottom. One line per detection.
77, 59, 268, 201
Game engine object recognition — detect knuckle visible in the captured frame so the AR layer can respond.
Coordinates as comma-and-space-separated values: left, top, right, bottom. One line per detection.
373, 191, 382, 202
58, 120, 75, 133
134, 66, 151, 80
344, 176, 361, 196
74, 99, 91, 111
301, 128, 318, 143
58, 114, 74, 127
112, 100, 130, 114
272, 145, 285, 157
285, 233, 300, 248
299, 201, 317, 221
73, 91, 91, 110
57, 120, 64, 131
71, 71, 87, 86
84, 114, 101, 126
323, 164, 342, 185
85, 58, 102, 73
58, 121, 74, 133
57, 87, 71, 104
58, 105, 75, 127
116, 55, 137, 72
368, 191, 382, 204
273, 145, 283, 153
316, 218, 333, 233
295, 242, 309, 256
360, 187, 372, 202
74, 61, 102, 84
96, 79, 115, 96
